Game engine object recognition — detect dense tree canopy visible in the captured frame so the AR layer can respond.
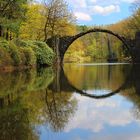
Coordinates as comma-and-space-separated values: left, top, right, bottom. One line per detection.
0, 0, 30, 40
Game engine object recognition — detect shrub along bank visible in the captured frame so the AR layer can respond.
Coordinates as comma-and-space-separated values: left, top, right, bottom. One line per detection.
0, 39, 55, 70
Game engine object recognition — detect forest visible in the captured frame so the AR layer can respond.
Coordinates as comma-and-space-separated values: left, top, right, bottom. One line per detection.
0, 0, 140, 69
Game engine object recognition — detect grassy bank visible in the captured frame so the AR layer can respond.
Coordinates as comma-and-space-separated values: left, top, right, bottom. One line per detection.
0, 39, 55, 70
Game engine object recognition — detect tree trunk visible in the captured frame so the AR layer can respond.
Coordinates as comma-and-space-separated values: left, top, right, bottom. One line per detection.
107, 36, 112, 56
44, 21, 48, 41
9, 31, 12, 40
55, 37, 60, 64
0, 25, 2, 37
6, 28, 9, 40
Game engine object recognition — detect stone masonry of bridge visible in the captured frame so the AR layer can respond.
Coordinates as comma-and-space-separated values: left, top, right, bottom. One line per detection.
132, 32, 140, 63
46, 28, 140, 63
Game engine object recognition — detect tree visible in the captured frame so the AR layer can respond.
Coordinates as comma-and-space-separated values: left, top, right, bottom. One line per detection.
19, 4, 45, 40
44, 89, 77, 132
43, 0, 74, 41
85, 38, 96, 59
0, 0, 30, 40
129, 0, 140, 31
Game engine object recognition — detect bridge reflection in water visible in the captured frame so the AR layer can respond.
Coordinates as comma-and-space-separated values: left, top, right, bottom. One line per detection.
0, 63, 140, 139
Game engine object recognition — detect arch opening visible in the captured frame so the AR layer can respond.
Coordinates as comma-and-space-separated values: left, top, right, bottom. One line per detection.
63, 29, 131, 62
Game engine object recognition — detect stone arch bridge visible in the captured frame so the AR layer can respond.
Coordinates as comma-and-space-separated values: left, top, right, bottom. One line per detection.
46, 28, 139, 63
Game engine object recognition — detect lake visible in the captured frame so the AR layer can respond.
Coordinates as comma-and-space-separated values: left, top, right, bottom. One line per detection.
0, 63, 140, 140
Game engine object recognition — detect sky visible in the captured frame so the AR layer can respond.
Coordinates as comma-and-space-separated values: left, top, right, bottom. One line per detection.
39, 93, 140, 140
67, 0, 137, 25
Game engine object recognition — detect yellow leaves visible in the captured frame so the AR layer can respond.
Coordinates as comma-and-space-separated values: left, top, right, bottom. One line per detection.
19, 3, 77, 40
19, 3, 86, 61
19, 4, 45, 40
106, 16, 137, 39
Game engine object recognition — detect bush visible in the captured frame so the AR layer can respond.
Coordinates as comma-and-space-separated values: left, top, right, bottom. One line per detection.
0, 40, 21, 66
0, 40, 20, 65
0, 39, 55, 67
32, 41, 55, 65
18, 48, 26, 65
0, 40, 10, 50
0, 47, 13, 66
9, 42, 21, 66
20, 47, 36, 65
14, 40, 55, 65
14, 39, 33, 48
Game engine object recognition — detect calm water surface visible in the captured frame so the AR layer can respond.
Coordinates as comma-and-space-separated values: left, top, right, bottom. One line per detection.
0, 63, 140, 140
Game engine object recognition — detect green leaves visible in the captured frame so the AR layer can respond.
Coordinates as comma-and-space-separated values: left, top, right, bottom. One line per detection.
0, 39, 55, 67
0, 0, 29, 39
32, 41, 55, 65
14, 39, 55, 66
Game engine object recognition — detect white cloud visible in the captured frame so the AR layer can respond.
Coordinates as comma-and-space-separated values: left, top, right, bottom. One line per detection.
66, 0, 134, 23
67, 0, 136, 10
73, 4, 120, 22
64, 93, 140, 133
68, 0, 87, 8
67, 0, 136, 9
91, 5, 120, 15
74, 12, 92, 21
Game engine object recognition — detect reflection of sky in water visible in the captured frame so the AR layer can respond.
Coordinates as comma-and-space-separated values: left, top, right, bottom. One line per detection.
80, 89, 112, 96
39, 91, 140, 140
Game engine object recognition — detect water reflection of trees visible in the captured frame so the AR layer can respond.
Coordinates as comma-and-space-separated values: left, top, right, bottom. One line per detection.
64, 64, 131, 91
62, 64, 132, 99
0, 68, 54, 107
44, 90, 77, 132
121, 65, 140, 120
0, 67, 77, 139
0, 99, 39, 140
63, 64, 140, 120
1, 64, 140, 139
0, 68, 54, 140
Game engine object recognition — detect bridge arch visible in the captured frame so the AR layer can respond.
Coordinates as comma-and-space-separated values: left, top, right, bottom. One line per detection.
68, 28, 130, 49
60, 28, 132, 61
46, 28, 132, 62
